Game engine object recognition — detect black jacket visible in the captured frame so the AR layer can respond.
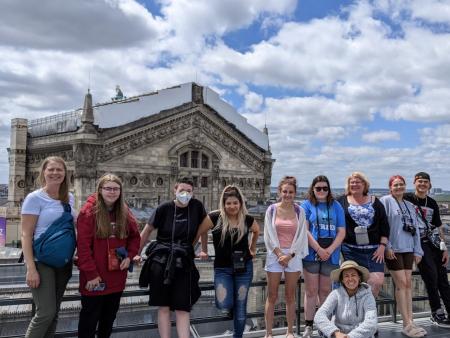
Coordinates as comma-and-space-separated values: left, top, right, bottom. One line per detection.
337, 195, 390, 245
139, 240, 196, 287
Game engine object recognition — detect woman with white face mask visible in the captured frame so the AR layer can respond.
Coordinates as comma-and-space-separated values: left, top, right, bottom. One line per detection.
138, 177, 208, 338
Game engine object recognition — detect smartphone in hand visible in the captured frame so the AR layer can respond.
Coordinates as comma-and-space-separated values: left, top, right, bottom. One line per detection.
92, 282, 106, 291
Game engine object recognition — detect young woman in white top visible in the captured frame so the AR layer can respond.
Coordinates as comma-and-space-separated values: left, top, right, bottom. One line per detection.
21, 156, 76, 338
263, 176, 309, 338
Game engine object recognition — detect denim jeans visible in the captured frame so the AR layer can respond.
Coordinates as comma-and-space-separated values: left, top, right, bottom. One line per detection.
214, 260, 253, 338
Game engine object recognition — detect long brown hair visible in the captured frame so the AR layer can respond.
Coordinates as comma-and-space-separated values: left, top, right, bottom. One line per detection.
95, 174, 130, 239
38, 156, 70, 203
216, 185, 248, 246
307, 175, 334, 205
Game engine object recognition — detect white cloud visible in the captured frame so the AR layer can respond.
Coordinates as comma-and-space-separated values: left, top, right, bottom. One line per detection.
362, 130, 401, 143
1, 0, 450, 189
244, 91, 264, 113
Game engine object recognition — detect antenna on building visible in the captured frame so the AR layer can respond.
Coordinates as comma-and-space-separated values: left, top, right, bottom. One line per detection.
88, 69, 91, 93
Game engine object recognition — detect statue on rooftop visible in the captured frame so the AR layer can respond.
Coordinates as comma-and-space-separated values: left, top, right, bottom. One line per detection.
112, 85, 125, 101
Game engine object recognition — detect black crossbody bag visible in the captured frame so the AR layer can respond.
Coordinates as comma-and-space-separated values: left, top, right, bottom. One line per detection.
415, 199, 441, 249
230, 224, 248, 274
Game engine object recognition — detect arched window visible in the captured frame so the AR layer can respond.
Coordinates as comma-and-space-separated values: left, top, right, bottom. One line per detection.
157, 177, 163, 186
178, 150, 210, 170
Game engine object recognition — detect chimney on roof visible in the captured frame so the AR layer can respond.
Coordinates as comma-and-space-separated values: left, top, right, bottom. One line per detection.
81, 89, 94, 124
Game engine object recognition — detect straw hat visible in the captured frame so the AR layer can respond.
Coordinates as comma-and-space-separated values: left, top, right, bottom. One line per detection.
330, 260, 369, 283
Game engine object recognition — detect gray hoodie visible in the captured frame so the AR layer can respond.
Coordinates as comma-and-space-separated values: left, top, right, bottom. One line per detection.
314, 283, 377, 338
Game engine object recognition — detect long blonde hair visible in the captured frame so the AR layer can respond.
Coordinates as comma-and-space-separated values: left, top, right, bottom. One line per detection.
95, 174, 129, 239
216, 185, 248, 246
38, 156, 70, 203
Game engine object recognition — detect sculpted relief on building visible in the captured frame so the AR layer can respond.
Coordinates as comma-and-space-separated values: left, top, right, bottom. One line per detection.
3, 83, 274, 243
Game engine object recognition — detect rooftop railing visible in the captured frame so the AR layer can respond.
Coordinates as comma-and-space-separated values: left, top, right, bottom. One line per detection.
0, 261, 447, 338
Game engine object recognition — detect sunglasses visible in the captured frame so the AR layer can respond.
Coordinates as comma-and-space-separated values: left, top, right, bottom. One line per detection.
314, 186, 329, 192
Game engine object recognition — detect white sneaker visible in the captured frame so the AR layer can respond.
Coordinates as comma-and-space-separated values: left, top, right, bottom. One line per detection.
302, 325, 313, 338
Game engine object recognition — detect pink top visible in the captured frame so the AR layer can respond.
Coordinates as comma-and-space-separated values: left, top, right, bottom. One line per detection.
275, 216, 298, 249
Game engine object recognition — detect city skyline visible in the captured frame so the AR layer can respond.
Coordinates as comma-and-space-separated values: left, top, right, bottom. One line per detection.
1, 1, 450, 188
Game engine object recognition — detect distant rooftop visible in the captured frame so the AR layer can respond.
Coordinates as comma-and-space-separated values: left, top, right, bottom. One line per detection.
27, 83, 269, 150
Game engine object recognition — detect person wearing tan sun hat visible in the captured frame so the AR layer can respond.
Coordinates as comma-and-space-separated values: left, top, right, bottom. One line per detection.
314, 260, 378, 338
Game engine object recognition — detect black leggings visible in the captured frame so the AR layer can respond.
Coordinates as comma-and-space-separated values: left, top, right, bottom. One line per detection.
78, 292, 122, 338
417, 241, 450, 313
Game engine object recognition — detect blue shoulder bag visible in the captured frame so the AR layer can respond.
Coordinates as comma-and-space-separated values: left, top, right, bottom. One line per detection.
33, 203, 76, 268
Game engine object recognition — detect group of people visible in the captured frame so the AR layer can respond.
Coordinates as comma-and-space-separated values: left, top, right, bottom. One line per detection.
19, 155, 450, 338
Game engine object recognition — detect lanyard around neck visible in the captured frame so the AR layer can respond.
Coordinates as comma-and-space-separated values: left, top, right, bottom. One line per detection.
394, 197, 413, 227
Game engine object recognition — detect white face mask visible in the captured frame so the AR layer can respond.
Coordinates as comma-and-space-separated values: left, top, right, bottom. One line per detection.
176, 191, 192, 205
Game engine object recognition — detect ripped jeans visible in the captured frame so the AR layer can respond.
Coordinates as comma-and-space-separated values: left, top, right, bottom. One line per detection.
214, 260, 253, 338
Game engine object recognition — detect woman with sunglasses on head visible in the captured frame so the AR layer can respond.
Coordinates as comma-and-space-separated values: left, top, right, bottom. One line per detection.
337, 172, 390, 298
380, 175, 425, 337
195, 185, 260, 338
76, 174, 140, 337
263, 176, 309, 338
300, 176, 346, 338
21, 156, 76, 338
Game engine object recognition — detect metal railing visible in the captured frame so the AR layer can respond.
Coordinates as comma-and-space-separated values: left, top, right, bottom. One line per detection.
0, 262, 447, 338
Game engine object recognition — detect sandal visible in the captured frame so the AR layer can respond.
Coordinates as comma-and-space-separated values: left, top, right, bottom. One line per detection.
286, 332, 296, 338
411, 323, 427, 336
402, 324, 425, 338
264, 333, 273, 338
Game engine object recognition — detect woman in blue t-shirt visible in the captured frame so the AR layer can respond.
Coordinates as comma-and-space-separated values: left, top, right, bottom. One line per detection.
300, 175, 346, 338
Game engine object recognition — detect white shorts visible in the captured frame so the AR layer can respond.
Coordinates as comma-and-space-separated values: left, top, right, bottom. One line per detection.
264, 248, 303, 273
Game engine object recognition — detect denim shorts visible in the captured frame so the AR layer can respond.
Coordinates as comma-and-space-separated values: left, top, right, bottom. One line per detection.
302, 259, 338, 276
341, 244, 385, 273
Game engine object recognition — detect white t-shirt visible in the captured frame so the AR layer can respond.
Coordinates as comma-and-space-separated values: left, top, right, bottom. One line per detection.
21, 189, 76, 240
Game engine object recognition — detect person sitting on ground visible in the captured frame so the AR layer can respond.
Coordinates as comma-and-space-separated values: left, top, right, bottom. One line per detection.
314, 260, 378, 338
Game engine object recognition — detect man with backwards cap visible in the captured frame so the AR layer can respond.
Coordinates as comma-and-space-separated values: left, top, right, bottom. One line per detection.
404, 172, 450, 327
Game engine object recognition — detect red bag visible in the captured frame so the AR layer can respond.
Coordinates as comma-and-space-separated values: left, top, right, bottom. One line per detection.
107, 239, 119, 271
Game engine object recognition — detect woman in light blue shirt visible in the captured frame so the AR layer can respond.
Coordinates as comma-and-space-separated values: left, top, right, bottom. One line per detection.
301, 175, 346, 338
380, 175, 425, 337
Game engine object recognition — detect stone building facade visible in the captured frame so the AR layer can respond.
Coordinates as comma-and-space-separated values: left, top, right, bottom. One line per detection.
2, 83, 274, 243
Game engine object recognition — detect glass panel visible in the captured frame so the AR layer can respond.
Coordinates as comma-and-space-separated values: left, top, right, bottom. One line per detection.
201, 154, 209, 169
180, 152, 188, 167
191, 151, 199, 168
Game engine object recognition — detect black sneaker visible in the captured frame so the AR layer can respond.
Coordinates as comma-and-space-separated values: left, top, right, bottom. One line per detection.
431, 309, 450, 328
